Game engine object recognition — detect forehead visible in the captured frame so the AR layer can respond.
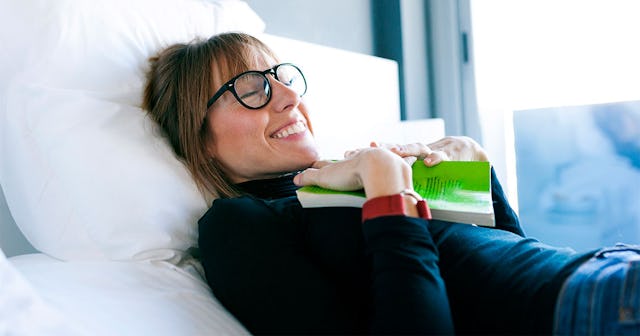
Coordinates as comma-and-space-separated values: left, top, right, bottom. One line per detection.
215, 47, 279, 84
247, 49, 278, 70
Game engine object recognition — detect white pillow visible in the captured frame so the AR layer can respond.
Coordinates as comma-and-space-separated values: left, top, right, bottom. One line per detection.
0, 0, 265, 261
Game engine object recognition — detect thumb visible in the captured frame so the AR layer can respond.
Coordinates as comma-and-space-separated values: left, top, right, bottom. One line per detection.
293, 168, 318, 186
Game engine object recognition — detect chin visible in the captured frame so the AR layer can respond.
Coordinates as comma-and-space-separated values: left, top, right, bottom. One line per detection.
296, 143, 320, 161
289, 155, 317, 172
291, 160, 315, 172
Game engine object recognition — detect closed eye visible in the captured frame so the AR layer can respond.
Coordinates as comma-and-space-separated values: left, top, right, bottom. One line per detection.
239, 90, 260, 100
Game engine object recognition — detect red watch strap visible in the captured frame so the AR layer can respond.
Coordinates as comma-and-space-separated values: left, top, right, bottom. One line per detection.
362, 194, 406, 222
415, 199, 432, 220
362, 192, 432, 222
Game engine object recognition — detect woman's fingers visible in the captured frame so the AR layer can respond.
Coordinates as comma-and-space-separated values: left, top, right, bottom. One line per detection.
371, 141, 434, 159
311, 160, 335, 169
394, 143, 433, 158
344, 149, 362, 159
427, 136, 489, 162
423, 150, 450, 167
329, 140, 451, 178
292, 167, 317, 186
369, 136, 489, 163
344, 143, 378, 159
294, 160, 362, 190
296, 148, 412, 194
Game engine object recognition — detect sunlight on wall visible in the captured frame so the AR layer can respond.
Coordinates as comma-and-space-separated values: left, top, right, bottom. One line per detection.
471, 0, 640, 210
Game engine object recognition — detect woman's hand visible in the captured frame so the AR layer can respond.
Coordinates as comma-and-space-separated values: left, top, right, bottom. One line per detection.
293, 148, 414, 200
367, 136, 488, 167
426, 136, 488, 162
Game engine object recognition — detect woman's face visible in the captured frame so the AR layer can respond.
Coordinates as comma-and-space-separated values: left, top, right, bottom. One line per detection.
206, 54, 319, 183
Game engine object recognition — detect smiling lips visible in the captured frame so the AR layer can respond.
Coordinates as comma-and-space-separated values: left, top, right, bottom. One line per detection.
271, 120, 307, 139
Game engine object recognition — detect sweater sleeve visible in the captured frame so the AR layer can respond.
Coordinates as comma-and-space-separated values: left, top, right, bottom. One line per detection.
198, 196, 364, 335
362, 215, 454, 334
490, 166, 525, 236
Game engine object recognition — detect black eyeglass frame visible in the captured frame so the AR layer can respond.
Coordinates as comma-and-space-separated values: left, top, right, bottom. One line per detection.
206, 63, 307, 110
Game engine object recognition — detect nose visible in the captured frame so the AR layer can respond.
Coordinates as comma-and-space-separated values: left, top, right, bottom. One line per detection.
267, 76, 300, 113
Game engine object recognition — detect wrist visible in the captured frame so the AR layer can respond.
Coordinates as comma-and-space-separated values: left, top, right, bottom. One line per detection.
362, 189, 431, 222
361, 155, 413, 200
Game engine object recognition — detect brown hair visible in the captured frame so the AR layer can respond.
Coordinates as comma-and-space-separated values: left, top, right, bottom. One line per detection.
142, 32, 310, 199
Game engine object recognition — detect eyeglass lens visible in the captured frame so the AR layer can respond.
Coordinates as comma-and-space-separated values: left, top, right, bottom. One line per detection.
234, 73, 270, 109
233, 64, 306, 109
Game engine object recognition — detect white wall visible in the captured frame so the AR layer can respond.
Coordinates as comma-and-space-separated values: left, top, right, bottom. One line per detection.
244, 0, 374, 55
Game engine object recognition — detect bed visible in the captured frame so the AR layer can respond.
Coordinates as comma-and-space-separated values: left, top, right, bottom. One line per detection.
0, 1, 444, 334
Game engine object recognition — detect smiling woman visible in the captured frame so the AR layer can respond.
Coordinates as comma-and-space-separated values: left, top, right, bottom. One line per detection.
143, 33, 319, 197
204, 61, 318, 184
142, 31, 640, 336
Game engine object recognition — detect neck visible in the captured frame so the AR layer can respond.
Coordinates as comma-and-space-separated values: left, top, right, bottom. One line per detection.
235, 172, 301, 200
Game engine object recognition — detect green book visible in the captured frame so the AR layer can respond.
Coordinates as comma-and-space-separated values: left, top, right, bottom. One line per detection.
296, 161, 495, 227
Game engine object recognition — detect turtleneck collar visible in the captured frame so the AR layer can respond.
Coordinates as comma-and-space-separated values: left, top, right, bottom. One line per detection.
235, 172, 301, 200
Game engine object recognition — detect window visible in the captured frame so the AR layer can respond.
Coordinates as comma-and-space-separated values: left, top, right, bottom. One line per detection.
372, 0, 479, 139
472, 0, 640, 208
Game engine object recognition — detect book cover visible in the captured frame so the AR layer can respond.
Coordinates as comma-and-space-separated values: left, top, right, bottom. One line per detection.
296, 161, 495, 227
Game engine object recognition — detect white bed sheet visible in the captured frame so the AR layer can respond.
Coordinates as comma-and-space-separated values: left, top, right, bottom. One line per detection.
7, 253, 249, 336
0, 250, 86, 336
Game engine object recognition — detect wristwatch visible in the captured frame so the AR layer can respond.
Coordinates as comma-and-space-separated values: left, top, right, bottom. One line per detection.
362, 189, 432, 222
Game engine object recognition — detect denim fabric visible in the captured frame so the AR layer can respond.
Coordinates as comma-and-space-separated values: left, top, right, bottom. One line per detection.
554, 243, 640, 335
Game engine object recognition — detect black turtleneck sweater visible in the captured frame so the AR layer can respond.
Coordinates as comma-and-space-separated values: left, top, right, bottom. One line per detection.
197, 171, 593, 335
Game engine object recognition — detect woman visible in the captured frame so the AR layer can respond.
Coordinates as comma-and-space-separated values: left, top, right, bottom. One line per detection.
143, 32, 639, 335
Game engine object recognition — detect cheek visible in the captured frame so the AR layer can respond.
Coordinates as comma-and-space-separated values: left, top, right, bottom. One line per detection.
208, 113, 263, 159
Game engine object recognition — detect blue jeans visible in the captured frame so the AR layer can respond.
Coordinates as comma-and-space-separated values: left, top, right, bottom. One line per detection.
554, 243, 640, 335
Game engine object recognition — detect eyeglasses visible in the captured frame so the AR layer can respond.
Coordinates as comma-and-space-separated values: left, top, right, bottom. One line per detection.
206, 63, 307, 110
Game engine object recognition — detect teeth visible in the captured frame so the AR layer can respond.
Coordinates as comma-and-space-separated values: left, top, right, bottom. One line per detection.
273, 121, 306, 138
